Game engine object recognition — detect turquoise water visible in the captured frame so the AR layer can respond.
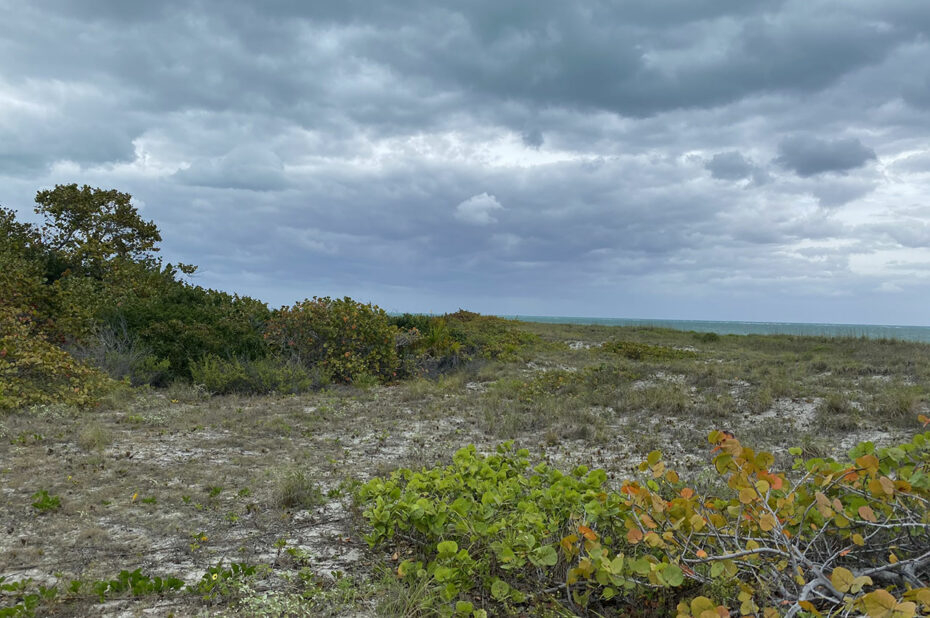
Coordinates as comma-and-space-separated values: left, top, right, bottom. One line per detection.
500, 315, 930, 343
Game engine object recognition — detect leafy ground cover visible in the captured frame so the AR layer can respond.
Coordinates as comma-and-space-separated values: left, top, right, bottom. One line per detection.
2, 321, 930, 616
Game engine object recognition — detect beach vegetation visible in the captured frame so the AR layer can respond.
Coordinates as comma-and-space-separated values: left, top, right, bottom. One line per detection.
360, 429, 930, 616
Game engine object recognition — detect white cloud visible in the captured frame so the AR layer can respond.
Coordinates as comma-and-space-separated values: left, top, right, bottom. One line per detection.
454, 192, 504, 225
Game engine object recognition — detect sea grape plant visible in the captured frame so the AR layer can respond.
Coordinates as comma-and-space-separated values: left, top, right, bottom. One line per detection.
359, 421, 930, 616
264, 296, 398, 383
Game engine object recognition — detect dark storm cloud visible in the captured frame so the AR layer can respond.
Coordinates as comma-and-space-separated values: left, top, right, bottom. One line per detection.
775, 136, 877, 177
3, 0, 930, 322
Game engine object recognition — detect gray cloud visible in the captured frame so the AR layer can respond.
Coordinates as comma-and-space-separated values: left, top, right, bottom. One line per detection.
2, 1, 930, 323
705, 151, 768, 184
775, 136, 877, 177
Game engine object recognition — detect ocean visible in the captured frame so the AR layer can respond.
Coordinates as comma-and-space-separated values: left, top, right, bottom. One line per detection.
499, 315, 930, 343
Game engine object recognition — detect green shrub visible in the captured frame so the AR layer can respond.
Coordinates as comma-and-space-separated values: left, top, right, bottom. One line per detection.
359, 431, 930, 617
389, 313, 436, 333
443, 311, 539, 362
265, 297, 398, 383
602, 340, 697, 361
107, 271, 271, 380
0, 310, 114, 411
190, 354, 323, 395
393, 315, 471, 378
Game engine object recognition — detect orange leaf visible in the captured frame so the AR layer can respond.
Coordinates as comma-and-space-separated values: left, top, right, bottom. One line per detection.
579, 525, 598, 541
696, 549, 708, 559
680, 488, 695, 500
627, 528, 643, 544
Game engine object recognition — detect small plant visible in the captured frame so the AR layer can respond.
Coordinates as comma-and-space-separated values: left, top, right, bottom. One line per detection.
0, 577, 57, 617
90, 569, 184, 602
9, 433, 43, 446
189, 561, 259, 601
30, 490, 61, 513
273, 468, 323, 509
77, 423, 112, 451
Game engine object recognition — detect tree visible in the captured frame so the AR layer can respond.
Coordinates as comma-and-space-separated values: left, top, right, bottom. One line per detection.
33, 184, 161, 274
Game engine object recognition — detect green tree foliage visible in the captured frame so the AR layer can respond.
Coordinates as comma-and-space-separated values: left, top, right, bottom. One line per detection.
0, 207, 54, 323
33, 184, 161, 276
265, 297, 398, 383
1, 185, 273, 400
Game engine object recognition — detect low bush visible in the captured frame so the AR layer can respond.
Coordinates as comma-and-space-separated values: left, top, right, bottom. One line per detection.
265, 297, 398, 384
0, 311, 114, 411
72, 320, 171, 386
603, 340, 697, 361
109, 273, 271, 381
359, 422, 930, 617
190, 354, 325, 395
444, 311, 539, 362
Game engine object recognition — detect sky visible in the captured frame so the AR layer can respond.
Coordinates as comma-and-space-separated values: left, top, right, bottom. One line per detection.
2, 1, 930, 324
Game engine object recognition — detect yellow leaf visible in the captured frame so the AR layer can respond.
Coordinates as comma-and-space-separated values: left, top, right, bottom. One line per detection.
759, 513, 777, 532
861, 589, 897, 617
852, 533, 865, 546
690, 596, 716, 615
855, 454, 879, 471
831, 566, 855, 593
902, 588, 930, 606
690, 514, 706, 532
851, 576, 873, 595
798, 600, 821, 615
739, 487, 756, 504
644, 531, 664, 548
755, 479, 770, 494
